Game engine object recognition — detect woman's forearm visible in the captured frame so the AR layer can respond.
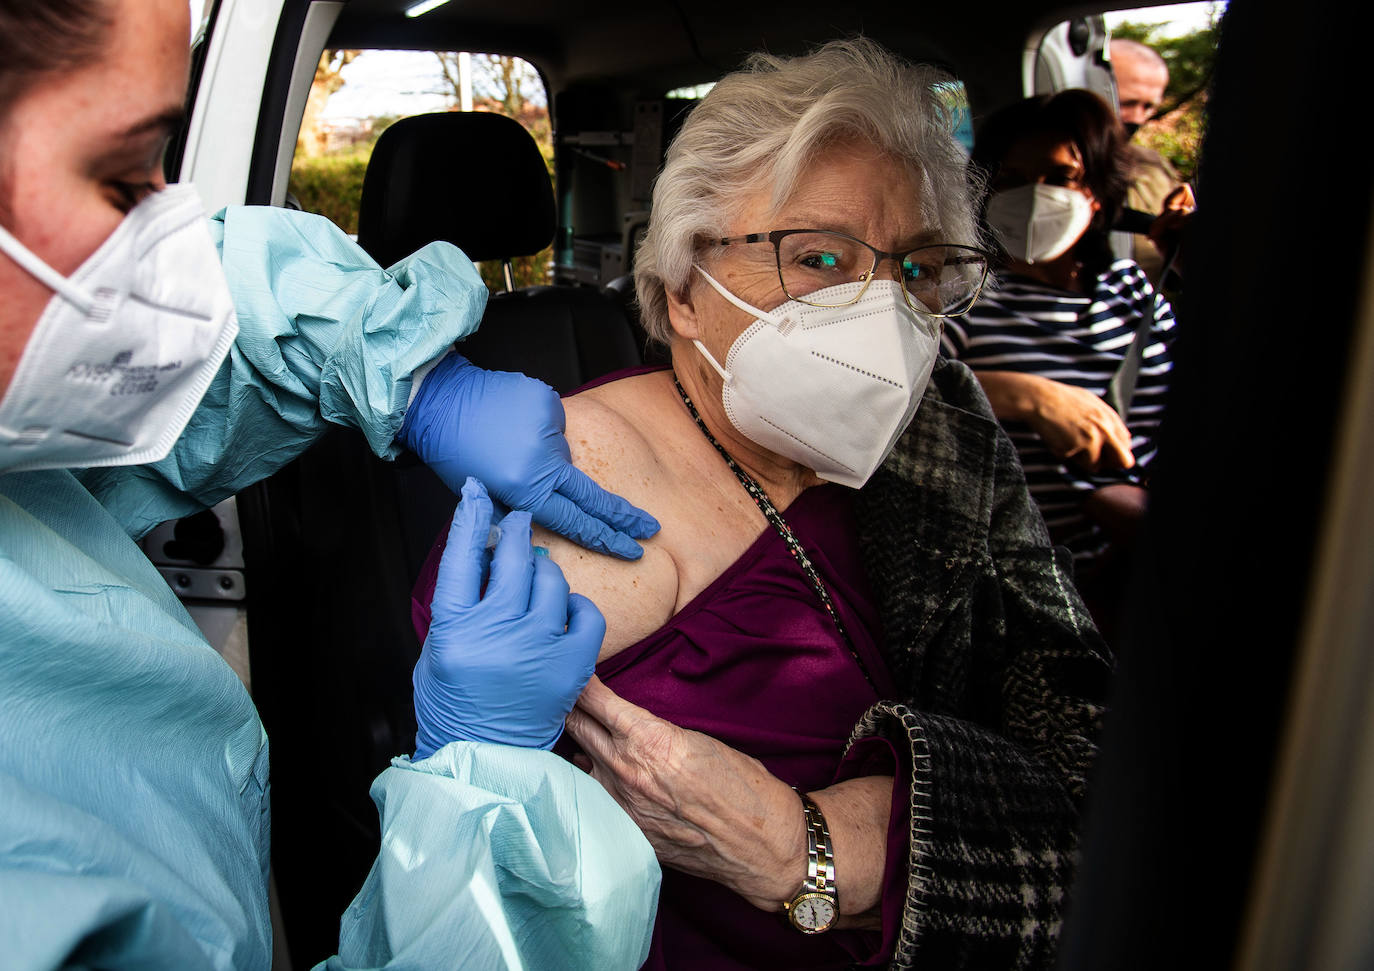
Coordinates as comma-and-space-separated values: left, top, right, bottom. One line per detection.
564, 678, 899, 923
972, 369, 1048, 423
973, 369, 1136, 471
808, 775, 895, 927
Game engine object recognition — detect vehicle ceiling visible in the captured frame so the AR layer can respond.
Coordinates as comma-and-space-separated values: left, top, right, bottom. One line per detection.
329, 0, 1177, 112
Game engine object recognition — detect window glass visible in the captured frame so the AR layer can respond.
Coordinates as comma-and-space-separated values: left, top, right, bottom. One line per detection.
167, 0, 221, 180
289, 50, 551, 289
1101, 2, 1224, 185
188, 0, 211, 45
666, 82, 715, 99
934, 80, 973, 153
1035, 3, 1223, 184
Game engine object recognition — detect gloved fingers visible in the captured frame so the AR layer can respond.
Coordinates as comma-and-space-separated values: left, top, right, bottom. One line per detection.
563, 592, 608, 670
532, 592, 604, 753
533, 490, 648, 561
435, 477, 495, 609
528, 553, 573, 629
553, 464, 661, 539
485, 508, 536, 613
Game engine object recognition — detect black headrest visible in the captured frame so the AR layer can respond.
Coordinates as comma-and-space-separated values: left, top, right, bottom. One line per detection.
357, 112, 556, 270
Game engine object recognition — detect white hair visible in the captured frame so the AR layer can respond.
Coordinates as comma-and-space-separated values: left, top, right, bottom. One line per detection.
634, 37, 981, 345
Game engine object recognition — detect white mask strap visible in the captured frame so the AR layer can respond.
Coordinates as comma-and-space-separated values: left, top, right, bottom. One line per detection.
692, 264, 775, 323
690, 264, 775, 384
692, 338, 732, 382
0, 222, 95, 314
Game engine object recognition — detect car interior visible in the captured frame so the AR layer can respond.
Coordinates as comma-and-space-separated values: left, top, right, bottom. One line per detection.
157, 0, 1374, 967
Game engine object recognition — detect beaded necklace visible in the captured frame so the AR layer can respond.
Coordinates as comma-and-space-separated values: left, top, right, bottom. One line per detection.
673, 377, 876, 691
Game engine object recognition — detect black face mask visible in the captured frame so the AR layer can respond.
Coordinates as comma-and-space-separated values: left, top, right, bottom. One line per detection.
1123, 122, 1141, 140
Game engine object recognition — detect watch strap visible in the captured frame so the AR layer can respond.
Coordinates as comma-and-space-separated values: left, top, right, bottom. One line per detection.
785, 787, 839, 931
802, 793, 833, 896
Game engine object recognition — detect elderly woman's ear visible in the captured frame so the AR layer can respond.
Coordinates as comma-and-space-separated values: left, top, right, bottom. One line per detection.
664, 284, 703, 341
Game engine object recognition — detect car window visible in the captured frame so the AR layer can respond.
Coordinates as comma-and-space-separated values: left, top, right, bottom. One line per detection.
1103, 2, 1224, 185
165, 0, 223, 183
288, 48, 552, 290
938, 80, 974, 152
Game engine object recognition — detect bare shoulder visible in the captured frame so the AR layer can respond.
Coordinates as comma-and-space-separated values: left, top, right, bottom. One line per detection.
534, 372, 683, 660
561, 376, 663, 492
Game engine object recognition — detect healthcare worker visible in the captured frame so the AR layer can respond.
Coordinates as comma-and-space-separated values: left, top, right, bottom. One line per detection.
0, 1, 660, 968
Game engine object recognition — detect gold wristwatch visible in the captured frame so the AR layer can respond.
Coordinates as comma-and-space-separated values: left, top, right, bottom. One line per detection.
783, 790, 838, 934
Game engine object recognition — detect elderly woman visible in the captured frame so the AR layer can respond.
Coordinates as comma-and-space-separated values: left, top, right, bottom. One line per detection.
414, 38, 1110, 970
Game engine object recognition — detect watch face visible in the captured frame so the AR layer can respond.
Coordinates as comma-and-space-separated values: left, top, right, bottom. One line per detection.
790, 892, 837, 933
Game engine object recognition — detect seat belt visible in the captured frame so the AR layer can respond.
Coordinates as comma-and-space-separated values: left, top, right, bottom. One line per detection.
1103, 243, 1181, 418
1103, 299, 1156, 418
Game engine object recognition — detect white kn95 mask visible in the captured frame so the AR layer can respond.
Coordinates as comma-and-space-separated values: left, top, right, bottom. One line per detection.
984, 183, 1095, 264
690, 267, 940, 488
0, 184, 239, 473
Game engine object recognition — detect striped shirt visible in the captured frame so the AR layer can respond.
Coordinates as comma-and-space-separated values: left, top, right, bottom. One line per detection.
941, 259, 1176, 562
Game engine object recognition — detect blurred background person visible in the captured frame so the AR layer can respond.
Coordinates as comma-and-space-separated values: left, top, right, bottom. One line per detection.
1109, 37, 1192, 287
944, 89, 1176, 641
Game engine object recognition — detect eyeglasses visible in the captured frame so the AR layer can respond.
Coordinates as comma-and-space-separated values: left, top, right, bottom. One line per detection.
715, 229, 990, 316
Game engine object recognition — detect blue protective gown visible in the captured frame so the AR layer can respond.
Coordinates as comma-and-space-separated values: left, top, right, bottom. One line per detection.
0, 207, 659, 970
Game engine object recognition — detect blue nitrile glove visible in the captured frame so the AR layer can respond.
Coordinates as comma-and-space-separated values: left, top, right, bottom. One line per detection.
399, 352, 659, 560
412, 477, 606, 758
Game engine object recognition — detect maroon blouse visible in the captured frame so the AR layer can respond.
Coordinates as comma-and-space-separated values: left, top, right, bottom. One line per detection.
412, 402, 912, 969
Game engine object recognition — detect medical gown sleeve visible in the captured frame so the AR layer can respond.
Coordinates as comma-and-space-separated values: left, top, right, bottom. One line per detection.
318, 743, 660, 971
76, 206, 487, 540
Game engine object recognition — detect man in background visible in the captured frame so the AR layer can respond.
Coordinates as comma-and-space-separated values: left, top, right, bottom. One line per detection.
1110, 37, 1184, 286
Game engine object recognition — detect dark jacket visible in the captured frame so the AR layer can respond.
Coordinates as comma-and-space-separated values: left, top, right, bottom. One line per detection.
851, 358, 1113, 969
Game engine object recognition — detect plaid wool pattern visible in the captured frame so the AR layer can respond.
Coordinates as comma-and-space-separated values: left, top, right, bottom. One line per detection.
849, 359, 1112, 970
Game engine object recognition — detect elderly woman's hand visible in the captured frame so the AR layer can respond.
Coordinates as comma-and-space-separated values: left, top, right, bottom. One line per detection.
565, 677, 893, 922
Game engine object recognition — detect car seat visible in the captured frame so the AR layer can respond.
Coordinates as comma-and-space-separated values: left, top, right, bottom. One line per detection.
242, 109, 645, 962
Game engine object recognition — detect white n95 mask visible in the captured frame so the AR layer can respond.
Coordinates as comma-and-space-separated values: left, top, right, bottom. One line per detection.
0, 184, 238, 473
984, 183, 1095, 264
691, 267, 940, 488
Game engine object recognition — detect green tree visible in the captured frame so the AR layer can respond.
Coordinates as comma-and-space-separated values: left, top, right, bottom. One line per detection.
296, 49, 359, 158
432, 53, 544, 118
